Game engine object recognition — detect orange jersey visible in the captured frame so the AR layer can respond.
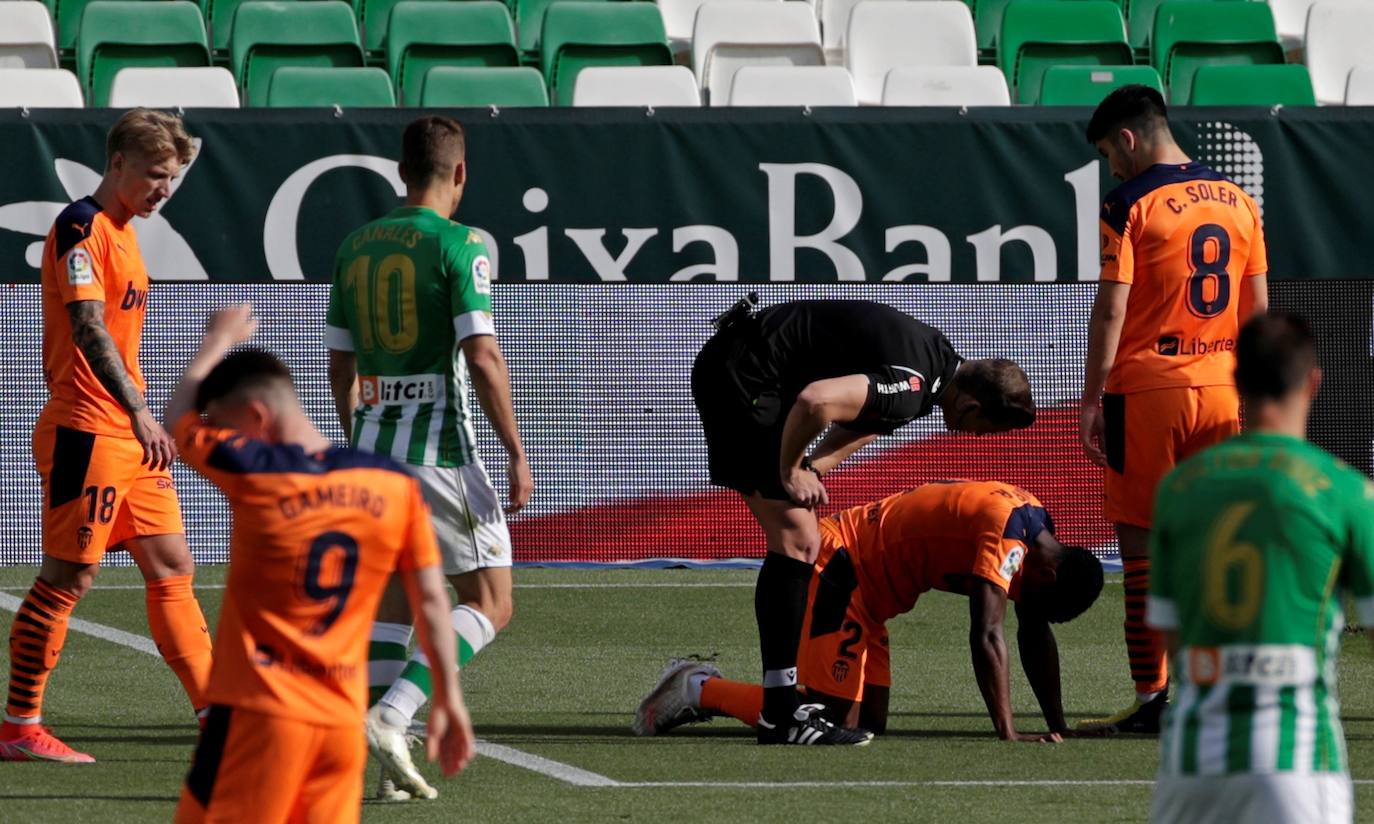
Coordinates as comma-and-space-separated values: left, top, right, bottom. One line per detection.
39, 197, 150, 437
1099, 163, 1268, 395
820, 480, 1050, 623
174, 414, 441, 727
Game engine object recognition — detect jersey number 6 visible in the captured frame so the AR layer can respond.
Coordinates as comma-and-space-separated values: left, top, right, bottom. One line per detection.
302, 531, 360, 635
1186, 224, 1232, 318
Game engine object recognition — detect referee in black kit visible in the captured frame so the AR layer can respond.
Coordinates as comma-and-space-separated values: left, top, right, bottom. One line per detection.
692, 295, 1037, 746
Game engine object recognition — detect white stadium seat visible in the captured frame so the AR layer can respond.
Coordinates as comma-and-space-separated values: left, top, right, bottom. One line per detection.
1267, 0, 1319, 49
815, 0, 902, 60
692, 2, 824, 105
1305, 0, 1374, 104
0, 68, 82, 107
656, 0, 777, 58
107, 67, 241, 108
0, 1, 58, 69
845, 1, 977, 105
880, 66, 1009, 106
728, 65, 857, 105
1346, 65, 1374, 104
572, 66, 701, 106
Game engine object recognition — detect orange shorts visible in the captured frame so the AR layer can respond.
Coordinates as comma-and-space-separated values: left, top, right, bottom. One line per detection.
798, 546, 890, 704
1102, 384, 1240, 528
33, 422, 184, 564
175, 705, 365, 824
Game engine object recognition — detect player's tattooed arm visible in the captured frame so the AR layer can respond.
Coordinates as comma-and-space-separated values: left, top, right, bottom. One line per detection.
67, 300, 147, 414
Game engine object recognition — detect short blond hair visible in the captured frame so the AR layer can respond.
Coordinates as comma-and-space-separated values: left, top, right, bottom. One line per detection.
106, 109, 196, 168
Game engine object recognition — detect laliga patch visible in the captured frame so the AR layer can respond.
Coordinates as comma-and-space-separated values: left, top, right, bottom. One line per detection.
472, 256, 492, 295
67, 247, 93, 285
999, 544, 1026, 581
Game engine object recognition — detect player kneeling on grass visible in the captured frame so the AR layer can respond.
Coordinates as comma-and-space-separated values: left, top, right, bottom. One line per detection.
166, 305, 474, 823
635, 481, 1104, 742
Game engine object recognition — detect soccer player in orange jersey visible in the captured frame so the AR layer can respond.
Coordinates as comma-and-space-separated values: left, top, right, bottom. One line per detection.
634, 481, 1104, 741
1077, 86, 1269, 733
0, 110, 214, 763
168, 306, 474, 823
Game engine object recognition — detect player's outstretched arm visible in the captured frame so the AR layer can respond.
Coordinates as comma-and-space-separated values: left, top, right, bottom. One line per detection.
808, 426, 878, 476
969, 580, 1062, 743
403, 563, 475, 777
1080, 281, 1131, 467
69, 300, 175, 470
326, 348, 359, 442
1014, 604, 1068, 735
462, 334, 532, 514
166, 304, 259, 426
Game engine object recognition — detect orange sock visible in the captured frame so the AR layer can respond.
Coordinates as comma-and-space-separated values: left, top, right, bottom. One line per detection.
1123, 557, 1168, 696
6, 578, 78, 723
700, 677, 763, 727
145, 575, 213, 713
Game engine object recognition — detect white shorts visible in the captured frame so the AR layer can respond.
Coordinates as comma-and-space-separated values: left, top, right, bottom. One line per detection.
1150, 773, 1352, 824
411, 461, 512, 576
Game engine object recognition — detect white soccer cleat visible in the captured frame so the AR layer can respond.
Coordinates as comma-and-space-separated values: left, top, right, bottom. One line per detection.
633, 657, 721, 736
374, 765, 412, 802
366, 704, 438, 800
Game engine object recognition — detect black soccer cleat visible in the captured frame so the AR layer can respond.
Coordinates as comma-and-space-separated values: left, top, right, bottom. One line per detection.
757, 703, 874, 746
1078, 691, 1169, 735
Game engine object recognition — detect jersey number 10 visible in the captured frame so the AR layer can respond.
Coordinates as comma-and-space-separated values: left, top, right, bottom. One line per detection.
345, 255, 420, 354
1186, 224, 1232, 319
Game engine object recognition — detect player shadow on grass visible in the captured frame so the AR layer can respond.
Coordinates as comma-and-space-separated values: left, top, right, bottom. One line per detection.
0, 794, 178, 803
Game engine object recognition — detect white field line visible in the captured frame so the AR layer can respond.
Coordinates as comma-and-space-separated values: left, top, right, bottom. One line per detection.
0, 591, 158, 655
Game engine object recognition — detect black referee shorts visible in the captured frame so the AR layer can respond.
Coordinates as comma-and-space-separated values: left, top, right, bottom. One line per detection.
690, 324, 791, 501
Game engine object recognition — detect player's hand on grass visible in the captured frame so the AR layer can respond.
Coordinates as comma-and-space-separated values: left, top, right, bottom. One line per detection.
132, 407, 177, 470
1005, 731, 1064, 743
783, 467, 829, 509
1078, 403, 1107, 467
205, 303, 259, 348
506, 453, 532, 514
427, 690, 476, 778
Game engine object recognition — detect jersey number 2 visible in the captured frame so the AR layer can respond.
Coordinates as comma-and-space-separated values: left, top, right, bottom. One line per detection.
303, 531, 359, 635
1186, 224, 1232, 318
344, 255, 419, 354
1202, 502, 1263, 631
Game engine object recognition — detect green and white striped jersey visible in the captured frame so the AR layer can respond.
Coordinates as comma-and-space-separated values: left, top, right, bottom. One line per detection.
324, 206, 494, 467
1148, 432, 1374, 778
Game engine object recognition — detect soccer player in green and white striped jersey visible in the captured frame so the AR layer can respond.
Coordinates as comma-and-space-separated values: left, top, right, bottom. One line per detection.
324, 116, 532, 801
1147, 312, 1373, 824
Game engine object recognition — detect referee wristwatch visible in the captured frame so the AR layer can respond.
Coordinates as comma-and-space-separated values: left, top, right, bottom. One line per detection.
800, 456, 822, 478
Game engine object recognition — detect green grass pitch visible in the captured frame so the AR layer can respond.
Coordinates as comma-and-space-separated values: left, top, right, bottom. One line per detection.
1, 565, 1372, 822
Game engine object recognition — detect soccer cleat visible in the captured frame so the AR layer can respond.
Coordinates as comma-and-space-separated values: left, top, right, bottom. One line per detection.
375, 765, 413, 802
365, 705, 437, 800
1076, 692, 1169, 734
756, 703, 874, 746
0, 721, 95, 763
632, 657, 721, 736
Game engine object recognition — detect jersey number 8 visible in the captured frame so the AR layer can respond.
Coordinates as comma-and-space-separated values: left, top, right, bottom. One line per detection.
1186, 224, 1232, 318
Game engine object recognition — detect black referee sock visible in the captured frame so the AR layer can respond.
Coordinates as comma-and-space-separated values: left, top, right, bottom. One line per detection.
755, 552, 813, 726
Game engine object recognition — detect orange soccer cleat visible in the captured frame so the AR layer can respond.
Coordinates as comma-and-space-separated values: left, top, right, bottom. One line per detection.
0, 721, 95, 763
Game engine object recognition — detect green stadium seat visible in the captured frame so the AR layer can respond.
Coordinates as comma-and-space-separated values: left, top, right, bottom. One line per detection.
971, 0, 1014, 52
388, 1, 518, 105
230, 0, 363, 106
1189, 63, 1314, 105
999, 0, 1132, 104
1151, 1, 1283, 104
55, 0, 99, 52
266, 65, 394, 105
77, 1, 210, 108
203, 0, 250, 54
419, 66, 548, 106
1038, 64, 1163, 105
1120, 0, 1242, 55
353, 0, 440, 57
540, 2, 671, 106
515, 0, 609, 56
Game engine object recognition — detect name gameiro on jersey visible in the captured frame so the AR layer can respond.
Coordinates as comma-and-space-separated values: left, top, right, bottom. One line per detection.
324, 206, 494, 468
1147, 433, 1374, 779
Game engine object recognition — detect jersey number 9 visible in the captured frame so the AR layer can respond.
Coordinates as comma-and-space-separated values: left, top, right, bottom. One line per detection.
345, 255, 420, 354
302, 531, 360, 635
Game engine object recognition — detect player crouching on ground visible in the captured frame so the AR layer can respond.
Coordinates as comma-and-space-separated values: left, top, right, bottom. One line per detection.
166, 306, 473, 822
634, 481, 1104, 742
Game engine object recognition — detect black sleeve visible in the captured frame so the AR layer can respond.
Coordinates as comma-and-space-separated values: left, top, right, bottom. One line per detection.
846, 367, 929, 435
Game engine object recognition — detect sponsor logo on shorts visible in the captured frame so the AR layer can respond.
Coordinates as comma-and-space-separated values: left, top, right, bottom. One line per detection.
999, 545, 1026, 582
67, 247, 93, 285
358, 373, 440, 405
156, 478, 176, 490
832, 659, 851, 684
76, 526, 94, 550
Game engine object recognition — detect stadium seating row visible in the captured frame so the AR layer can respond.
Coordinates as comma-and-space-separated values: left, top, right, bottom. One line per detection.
1, 0, 1371, 107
